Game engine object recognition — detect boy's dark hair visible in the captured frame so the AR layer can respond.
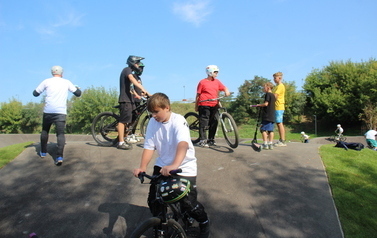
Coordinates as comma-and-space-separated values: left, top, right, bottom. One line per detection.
147, 93, 171, 111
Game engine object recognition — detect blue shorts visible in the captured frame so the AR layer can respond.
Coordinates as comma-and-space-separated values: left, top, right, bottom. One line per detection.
275, 110, 285, 123
260, 121, 274, 132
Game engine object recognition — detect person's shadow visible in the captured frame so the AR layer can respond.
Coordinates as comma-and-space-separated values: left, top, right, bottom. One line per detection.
98, 203, 150, 238
32, 142, 59, 162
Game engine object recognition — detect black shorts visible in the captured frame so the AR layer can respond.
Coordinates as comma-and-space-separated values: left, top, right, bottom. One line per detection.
119, 102, 135, 124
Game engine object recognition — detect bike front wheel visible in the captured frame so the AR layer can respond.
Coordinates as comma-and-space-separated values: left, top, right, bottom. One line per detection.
339, 134, 347, 142
220, 112, 239, 148
184, 112, 200, 144
129, 217, 187, 238
140, 114, 152, 138
91, 112, 119, 147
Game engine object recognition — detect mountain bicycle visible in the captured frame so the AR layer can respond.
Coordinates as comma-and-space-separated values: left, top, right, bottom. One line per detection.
184, 93, 239, 148
329, 133, 346, 142
91, 98, 151, 147
130, 169, 197, 238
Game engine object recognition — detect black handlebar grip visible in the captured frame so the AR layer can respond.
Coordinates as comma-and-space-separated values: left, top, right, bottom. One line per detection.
138, 172, 146, 183
170, 168, 182, 175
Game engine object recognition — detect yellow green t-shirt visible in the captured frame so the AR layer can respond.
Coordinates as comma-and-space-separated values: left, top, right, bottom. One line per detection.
273, 83, 285, 110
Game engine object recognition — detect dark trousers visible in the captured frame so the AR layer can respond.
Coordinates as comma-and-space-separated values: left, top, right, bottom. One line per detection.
40, 113, 66, 157
148, 166, 208, 223
198, 106, 219, 141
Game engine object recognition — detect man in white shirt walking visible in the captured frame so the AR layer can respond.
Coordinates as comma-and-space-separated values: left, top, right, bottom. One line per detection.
33, 66, 82, 166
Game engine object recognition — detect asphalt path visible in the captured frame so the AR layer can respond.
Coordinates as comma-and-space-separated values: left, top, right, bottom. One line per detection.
0, 134, 352, 238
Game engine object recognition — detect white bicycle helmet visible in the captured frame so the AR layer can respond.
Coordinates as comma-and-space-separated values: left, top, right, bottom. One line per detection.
301, 131, 305, 135
337, 124, 341, 128
206, 65, 219, 77
51, 66, 63, 75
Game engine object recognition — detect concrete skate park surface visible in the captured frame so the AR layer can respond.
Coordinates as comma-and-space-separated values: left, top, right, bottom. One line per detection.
1, 134, 363, 238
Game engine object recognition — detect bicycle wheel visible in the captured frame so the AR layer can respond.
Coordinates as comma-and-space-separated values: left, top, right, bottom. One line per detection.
130, 217, 187, 238
184, 112, 200, 144
220, 112, 239, 148
91, 112, 119, 146
140, 114, 152, 138
339, 134, 347, 142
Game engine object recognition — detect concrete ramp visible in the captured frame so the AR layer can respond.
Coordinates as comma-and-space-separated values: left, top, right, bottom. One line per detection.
0, 135, 344, 238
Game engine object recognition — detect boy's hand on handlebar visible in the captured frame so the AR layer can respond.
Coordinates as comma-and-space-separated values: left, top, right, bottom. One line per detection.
133, 168, 145, 177
160, 165, 179, 176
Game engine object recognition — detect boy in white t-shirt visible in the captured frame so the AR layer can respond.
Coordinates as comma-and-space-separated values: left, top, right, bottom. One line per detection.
301, 131, 310, 143
364, 129, 377, 151
335, 124, 344, 140
133, 93, 210, 238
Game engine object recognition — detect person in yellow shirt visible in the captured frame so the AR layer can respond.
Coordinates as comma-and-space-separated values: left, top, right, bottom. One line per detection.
272, 72, 286, 146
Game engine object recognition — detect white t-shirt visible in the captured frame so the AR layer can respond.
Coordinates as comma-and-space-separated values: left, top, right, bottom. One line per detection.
336, 127, 344, 134
35, 77, 77, 114
144, 112, 197, 177
364, 130, 377, 140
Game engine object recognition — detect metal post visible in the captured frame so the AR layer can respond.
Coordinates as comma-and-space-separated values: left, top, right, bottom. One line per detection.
314, 115, 317, 135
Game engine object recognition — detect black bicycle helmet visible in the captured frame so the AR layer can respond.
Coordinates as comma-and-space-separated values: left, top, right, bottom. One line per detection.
127, 55, 144, 71
158, 177, 191, 203
135, 62, 145, 76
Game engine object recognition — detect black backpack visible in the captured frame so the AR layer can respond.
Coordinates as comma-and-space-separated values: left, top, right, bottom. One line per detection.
335, 141, 365, 151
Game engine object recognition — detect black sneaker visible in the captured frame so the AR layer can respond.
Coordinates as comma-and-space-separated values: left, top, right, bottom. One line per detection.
117, 142, 133, 150
199, 220, 210, 238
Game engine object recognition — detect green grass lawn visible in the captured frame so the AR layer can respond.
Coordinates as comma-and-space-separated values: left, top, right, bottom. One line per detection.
238, 123, 306, 142
320, 144, 377, 237
0, 141, 33, 169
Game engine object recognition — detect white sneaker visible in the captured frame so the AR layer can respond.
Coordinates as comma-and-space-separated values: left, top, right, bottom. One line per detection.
274, 141, 287, 147
199, 140, 209, 148
126, 135, 138, 144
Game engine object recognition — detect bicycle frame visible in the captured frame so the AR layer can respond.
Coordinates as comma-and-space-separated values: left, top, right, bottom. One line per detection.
91, 97, 151, 147
217, 108, 236, 134
192, 93, 239, 148
126, 99, 149, 133
136, 171, 193, 235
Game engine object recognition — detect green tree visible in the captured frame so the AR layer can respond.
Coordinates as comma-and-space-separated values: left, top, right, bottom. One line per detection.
229, 76, 270, 124
284, 82, 306, 123
67, 86, 118, 133
359, 102, 377, 130
303, 59, 377, 127
20, 102, 43, 133
0, 98, 23, 133
229, 76, 304, 125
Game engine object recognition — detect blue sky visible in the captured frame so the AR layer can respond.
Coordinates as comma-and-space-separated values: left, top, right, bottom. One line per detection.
0, 0, 376, 104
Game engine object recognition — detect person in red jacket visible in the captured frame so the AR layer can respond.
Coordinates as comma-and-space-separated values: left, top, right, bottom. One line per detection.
195, 65, 230, 147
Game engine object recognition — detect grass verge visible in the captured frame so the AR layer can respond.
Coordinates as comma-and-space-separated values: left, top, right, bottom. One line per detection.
320, 144, 377, 237
0, 141, 33, 169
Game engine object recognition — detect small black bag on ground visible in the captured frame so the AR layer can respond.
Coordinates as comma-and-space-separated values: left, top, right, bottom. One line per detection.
335, 141, 364, 151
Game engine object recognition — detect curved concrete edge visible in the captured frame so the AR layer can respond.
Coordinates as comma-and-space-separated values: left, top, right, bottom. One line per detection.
0, 134, 93, 148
